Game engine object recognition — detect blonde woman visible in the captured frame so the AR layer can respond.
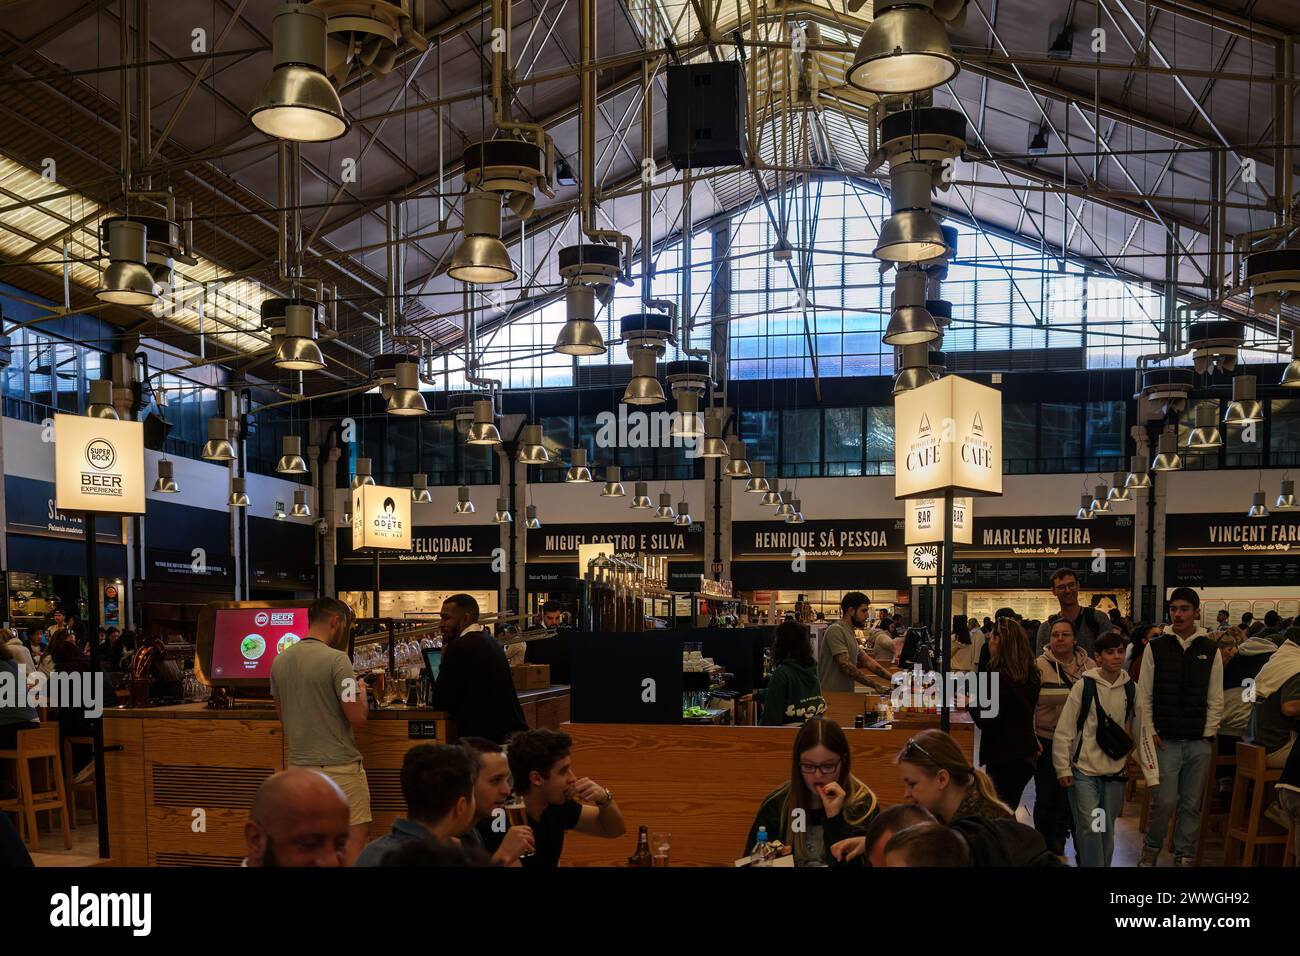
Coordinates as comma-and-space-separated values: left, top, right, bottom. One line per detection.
969, 617, 1042, 809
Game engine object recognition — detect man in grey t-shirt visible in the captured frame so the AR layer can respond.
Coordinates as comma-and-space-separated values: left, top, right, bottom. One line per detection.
817, 592, 893, 694
1034, 568, 1111, 656
270, 596, 370, 863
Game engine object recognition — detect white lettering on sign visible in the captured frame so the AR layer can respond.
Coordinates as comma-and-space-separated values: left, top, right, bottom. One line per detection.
980, 527, 1094, 547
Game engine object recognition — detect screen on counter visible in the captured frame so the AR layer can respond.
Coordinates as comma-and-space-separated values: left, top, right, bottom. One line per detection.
209, 606, 310, 681
422, 647, 441, 680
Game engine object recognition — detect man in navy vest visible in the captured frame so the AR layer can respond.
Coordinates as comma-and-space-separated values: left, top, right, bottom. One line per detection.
1135, 587, 1222, 867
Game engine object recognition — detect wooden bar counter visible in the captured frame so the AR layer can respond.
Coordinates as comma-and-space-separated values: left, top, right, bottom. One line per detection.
102, 685, 569, 867
562, 716, 974, 867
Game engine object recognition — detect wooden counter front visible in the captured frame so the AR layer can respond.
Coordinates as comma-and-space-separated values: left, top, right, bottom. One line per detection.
561, 720, 975, 867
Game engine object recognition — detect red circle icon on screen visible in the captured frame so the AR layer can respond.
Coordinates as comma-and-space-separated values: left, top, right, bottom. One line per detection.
254, 611, 270, 627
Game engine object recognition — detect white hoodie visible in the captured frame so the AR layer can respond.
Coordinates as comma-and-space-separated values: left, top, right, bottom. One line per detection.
1053, 666, 1151, 781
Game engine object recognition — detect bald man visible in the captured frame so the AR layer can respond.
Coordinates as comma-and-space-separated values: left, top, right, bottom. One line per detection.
243, 768, 351, 867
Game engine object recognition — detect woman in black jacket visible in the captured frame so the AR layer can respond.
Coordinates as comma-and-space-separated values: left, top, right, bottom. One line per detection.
968, 617, 1042, 810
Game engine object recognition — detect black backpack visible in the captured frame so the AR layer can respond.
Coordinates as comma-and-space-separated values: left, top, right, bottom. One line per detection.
1072, 676, 1135, 763
950, 815, 1063, 867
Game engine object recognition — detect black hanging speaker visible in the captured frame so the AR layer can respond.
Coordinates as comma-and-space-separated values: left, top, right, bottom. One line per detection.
667, 60, 747, 170
142, 411, 172, 450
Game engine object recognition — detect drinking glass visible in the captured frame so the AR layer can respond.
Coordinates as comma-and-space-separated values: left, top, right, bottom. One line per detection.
651, 832, 671, 867
504, 796, 533, 858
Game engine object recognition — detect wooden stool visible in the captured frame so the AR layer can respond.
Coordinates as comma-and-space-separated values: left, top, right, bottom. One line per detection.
1225, 742, 1287, 866
1194, 743, 1237, 865
0, 726, 73, 851
62, 735, 96, 827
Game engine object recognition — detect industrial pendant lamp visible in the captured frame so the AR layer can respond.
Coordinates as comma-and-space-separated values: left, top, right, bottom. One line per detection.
760, 483, 783, 507
276, 435, 308, 474
248, 3, 348, 142
1281, 332, 1300, 386
1185, 402, 1222, 449
1276, 479, 1298, 510
1248, 491, 1269, 518
565, 448, 593, 483
1223, 374, 1264, 425
291, 488, 311, 517
1106, 472, 1131, 502
87, 379, 118, 420
724, 439, 753, 477
524, 504, 541, 529
386, 361, 428, 416
701, 414, 730, 459
786, 499, 806, 524
774, 490, 797, 518
875, 162, 947, 263
847, 0, 960, 95
630, 481, 653, 509
411, 474, 433, 503
655, 493, 676, 520
448, 190, 516, 285
623, 350, 666, 406
1150, 432, 1183, 472
670, 392, 704, 439
883, 267, 940, 345
96, 219, 157, 306
228, 476, 250, 508
674, 501, 693, 527
1123, 456, 1152, 489
1075, 494, 1094, 521
1089, 484, 1110, 513
745, 461, 772, 494
453, 486, 475, 515
201, 417, 236, 461
466, 399, 502, 445
494, 498, 513, 523
274, 303, 325, 371
516, 424, 550, 464
601, 465, 626, 498
152, 459, 179, 494
351, 457, 376, 489
554, 284, 606, 355
893, 343, 940, 394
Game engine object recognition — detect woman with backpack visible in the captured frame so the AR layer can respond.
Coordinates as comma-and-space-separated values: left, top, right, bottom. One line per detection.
1051, 631, 1138, 867
1032, 619, 1093, 857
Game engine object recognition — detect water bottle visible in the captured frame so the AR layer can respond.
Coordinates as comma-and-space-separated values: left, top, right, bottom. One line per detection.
749, 826, 772, 866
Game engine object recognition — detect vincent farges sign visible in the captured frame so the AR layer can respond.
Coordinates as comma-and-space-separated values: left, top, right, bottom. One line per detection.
54, 414, 145, 515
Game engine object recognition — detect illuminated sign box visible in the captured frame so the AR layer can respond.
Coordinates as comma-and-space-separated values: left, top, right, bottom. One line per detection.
905, 496, 973, 545
907, 544, 940, 580
352, 484, 413, 551
54, 414, 146, 515
894, 376, 1003, 499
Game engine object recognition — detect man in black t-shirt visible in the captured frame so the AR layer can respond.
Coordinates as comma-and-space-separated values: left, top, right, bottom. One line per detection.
430, 594, 528, 743
479, 729, 625, 868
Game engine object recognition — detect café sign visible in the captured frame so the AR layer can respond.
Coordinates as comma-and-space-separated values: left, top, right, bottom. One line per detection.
905, 496, 973, 545
894, 376, 1003, 499
54, 414, 146, 515
352, 485, 413, 551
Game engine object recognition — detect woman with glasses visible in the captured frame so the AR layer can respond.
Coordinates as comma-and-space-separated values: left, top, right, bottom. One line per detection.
1031, 618, 1093, 858
743, 718, 878, 866
969, 617, 1042, 810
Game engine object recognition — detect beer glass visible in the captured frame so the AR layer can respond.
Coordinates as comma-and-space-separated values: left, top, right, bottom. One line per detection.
651, 832, 671, 867
504, 796, 533, 858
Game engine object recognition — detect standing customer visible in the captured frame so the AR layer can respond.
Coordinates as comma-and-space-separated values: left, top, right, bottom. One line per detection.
1247, 626, 1300, 768
1032, 619, 1093, 857
757, 621, 826, 726
270, 596, 371, 864
1035, 568, 1112, 656
969, 617, 1042, 811
816, 592, 893, 694
431, 594, 528, 743
1136, 587, 1222, 867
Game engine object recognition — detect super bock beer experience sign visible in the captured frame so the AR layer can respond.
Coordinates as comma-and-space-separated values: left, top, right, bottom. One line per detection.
54, 414, 146, 515
894, 376, 1003, 499
352, 484, 413, 551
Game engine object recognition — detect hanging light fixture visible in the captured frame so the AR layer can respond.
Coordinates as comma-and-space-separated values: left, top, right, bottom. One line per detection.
760, 483, 783, 507
411, 474, 433, 503
774, 490, 797, 518
1185, 402, 1223, 449
274, 500, 288, 520
466, 399, 503, 445
1106, 472, 1131, 502
724, 438, 752, 477
386, 360, 428, 416
341, 507, 352, 526
601, 465, 626, 497
1223, 374, 1264, 425
655, 493, 676, 520
893, 343, 941, 394
1281, 332, 1300, 386
565, 448, 593, 483
96, 219, 157, 306
524, 504, 541, 529
745, 461, 772, 494
248, 3, 348, 142
1123, 456, 1152, 489
276, 435, 309, 474
274, 303, 325, 371
1248, 490, 1269, 518
846, 0, 960, 95
623, 349, 666, 405
494, 497, 513, 523
201, 417, 236, 461
554, 284, 606, 355
291, 488, 311, 517
1150, 432, 1183, 472
516, 424, 550, 464
630, 481, 653, 509
1075, 494, 1094, 521
453, 486, 475, 515
670, 391, 704, 439
701, 414, 729, 458
674, 501, 693, 527
1089, 483, 1110, 513
1276, 479, 1298, 510
448, 190, 516, 285
152, 458, 179, 494
351, 457, 375, 489
883, 267, 940, 345
228, 476, 250, 508
875, 162, 947, 263
786, 499, 806, 524
86, 379, 119, 419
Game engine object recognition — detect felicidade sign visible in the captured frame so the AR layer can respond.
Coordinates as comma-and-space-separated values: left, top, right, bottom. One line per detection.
905, 496, 973, 545
352, 484, 412, 551
54, 414, 145, 515
894, 376, 1003, 499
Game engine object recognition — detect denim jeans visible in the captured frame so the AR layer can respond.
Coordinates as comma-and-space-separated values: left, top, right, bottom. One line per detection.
1278, 789, 1300, 862
1068, 769, 1125, 866
1145, 737, 1212, 857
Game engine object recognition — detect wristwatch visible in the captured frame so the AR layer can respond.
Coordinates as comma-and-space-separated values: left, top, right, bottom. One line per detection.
597, 787, 613, 807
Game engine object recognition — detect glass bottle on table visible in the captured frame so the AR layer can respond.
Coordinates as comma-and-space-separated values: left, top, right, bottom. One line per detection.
628, 825, 652, 867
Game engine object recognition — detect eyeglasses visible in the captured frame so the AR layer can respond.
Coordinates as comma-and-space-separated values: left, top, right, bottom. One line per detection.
798, 759, 842, 776
1052, 579, 1079, 592
901, 736, 937, 765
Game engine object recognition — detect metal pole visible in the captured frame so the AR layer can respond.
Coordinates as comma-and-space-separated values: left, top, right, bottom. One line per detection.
372, 549, 381, 625
85, 513, 109, 858
940, 490, 953, 733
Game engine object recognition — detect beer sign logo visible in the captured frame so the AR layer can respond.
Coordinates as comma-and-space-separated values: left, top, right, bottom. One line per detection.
55, 414, 146, 515
254, 611, 270, 627
85, 438, 116, 470
80, 436, 123, 498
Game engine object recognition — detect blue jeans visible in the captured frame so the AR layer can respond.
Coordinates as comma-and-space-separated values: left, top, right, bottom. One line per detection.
1068, 770, 1125, 867
1145, 737, 1212, 857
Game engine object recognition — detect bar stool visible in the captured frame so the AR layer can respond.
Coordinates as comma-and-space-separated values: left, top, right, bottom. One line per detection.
0, 725, 73, 850
62, 735, 96, 827
1224, 741, 1287, 866
1193, 743, 1237, 865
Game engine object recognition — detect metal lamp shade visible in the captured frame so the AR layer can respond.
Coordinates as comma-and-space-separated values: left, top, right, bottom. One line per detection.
351, 458, 375, 489
631, 481, 653, 509
1075, 494, 1094, 520
153, 459, 179, 493
760, 488, 783, 507
524, 505, 541, 529
248, 5, 348, 142
565, 447, 593, 482
228, 477, 250, 508
448, 191, 515, 285
201, 418, 236, 461
1106, 472, 1131, 502
774, 490, 796, 518
411, 474, 433, 503
875, 210, 947, 262
601, 465, 626, 497
745, 461, 771, 493
453, 486, 475, 515
275, 304, 325, 371
466, 399, 502, 445
96, 220, 157, 305
387, 361, 428, 416
670, 392, 704, 438
701, 415, 729, 458
1090, 484, 1111, 513
555, 285, 606, 355
1123, 456, 1152, 489
494, 498, 513, 523
655, 492, 676, 519
87, 379, 119, 420
276, 435, 309, 474
724, 439, 752, 477
1248, 491, 1269, 518
846, 3, 959, 95
623, 350, 665, 405
1276, 480, 1298, 510
884, 305, 940, 346
517, 424, 550, 464
1185, 402, 1222, 448
674, 502, 693, 526
786, 499, 806, 524
291, 489, 311, 517
1151, 432, 1183, 472
1223, 375, 1264, 425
